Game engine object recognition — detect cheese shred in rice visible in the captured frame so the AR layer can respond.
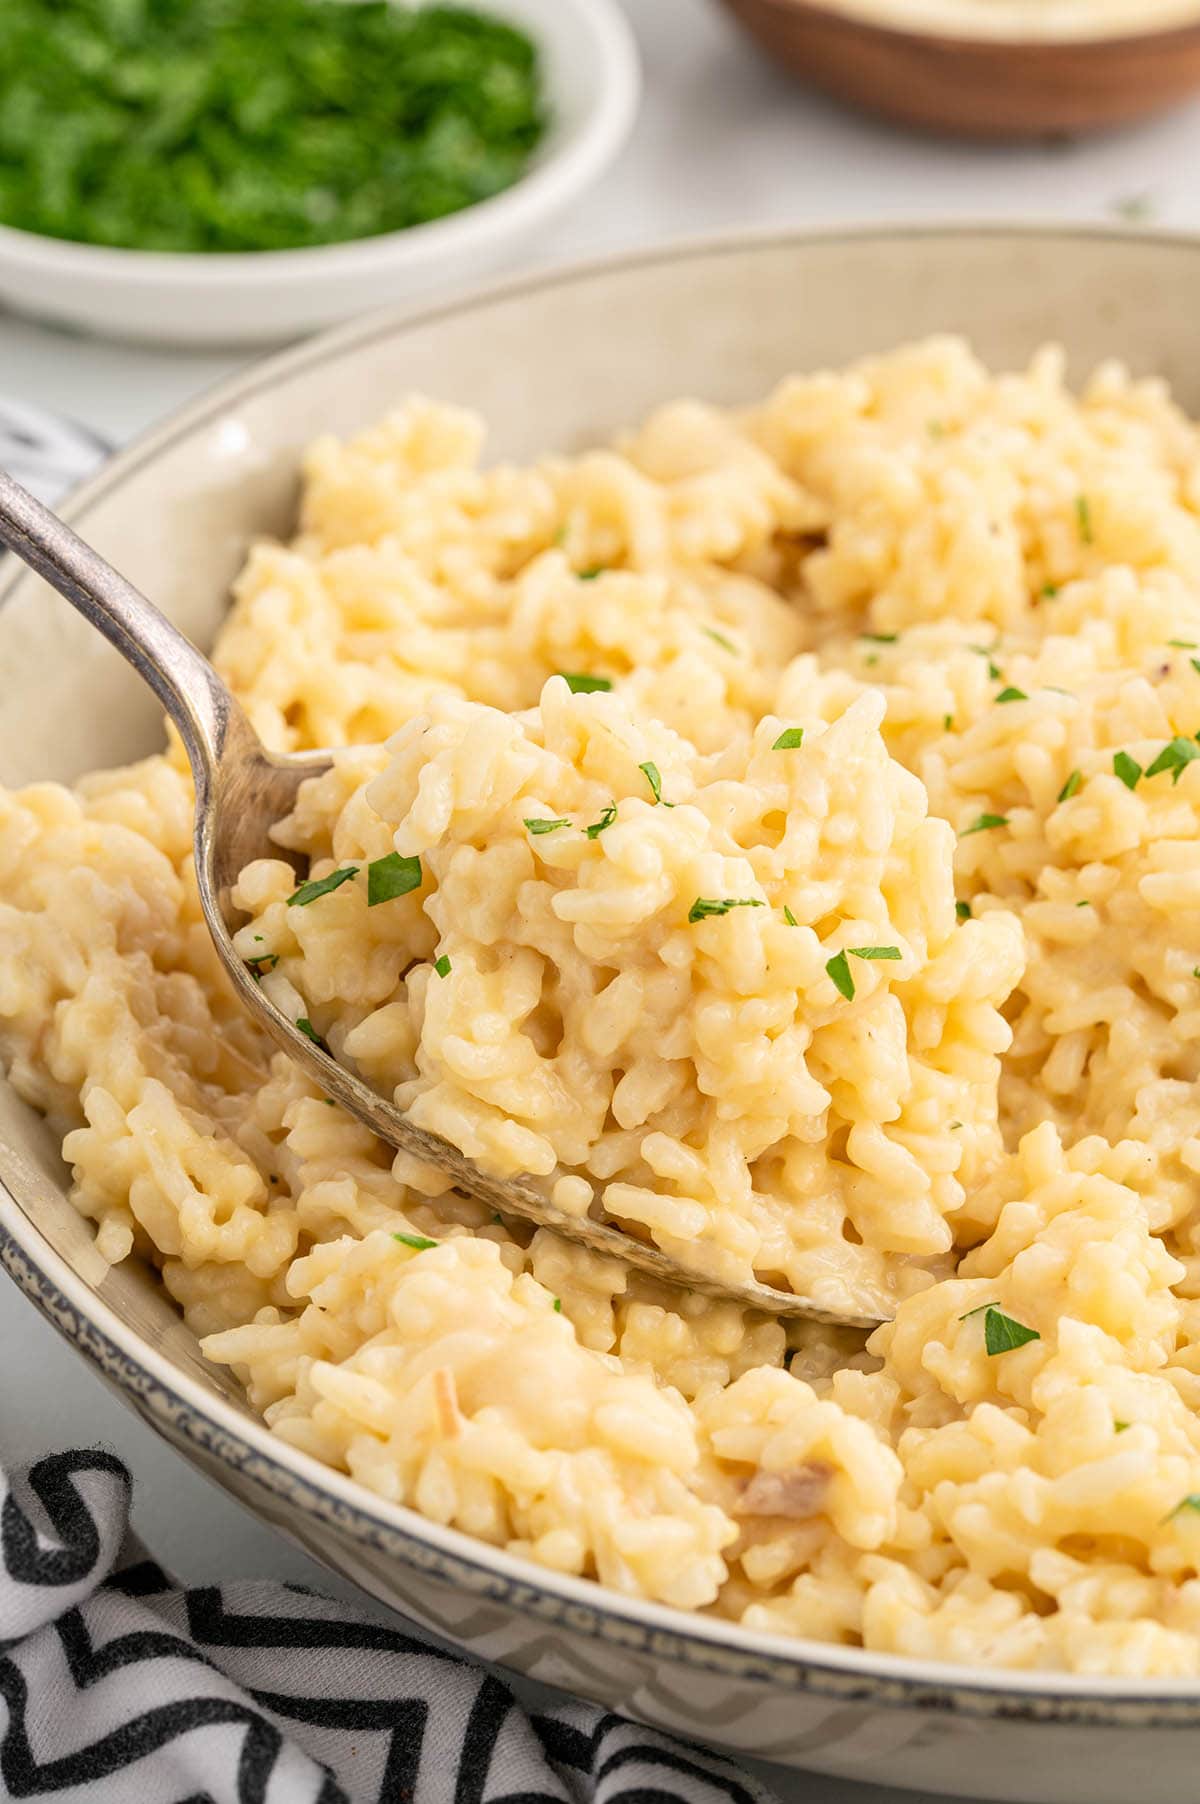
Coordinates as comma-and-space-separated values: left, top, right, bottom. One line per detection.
7, 337, 1200, 1672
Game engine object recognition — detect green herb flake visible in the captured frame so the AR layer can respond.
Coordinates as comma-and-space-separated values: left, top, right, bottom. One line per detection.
367, 852, 422, 905
1165, 1494, 1200, 1523
1057, 770, 1082, 803
577, 565, 606, 581
287, 865, 358, 907
585, 801, 618, 840
995, 686, 1028, 704
1193, 966, 1200, 979
848, 944, 902, 961
295, 1017, 328, 1053
393, 1231, 439, 1252
943, 713, 955, 732
861, 632, 898, 645
1040, 583, 1060, 599
961, 813, 1009, 837
433, 955, 452, 978
688, 897, 766, 924
1076, 900, 1091, 908
783, 905, 799, 927
956, 900, 972, 921
560, 672, 613, 694
1145, 736, 1200, 785
703, 628, 738, 654
245, 952, 279, 977
984, 1308, 1041, 1356
639, 761, 665, 804
525, 817, 569, 836
552, 1297, 562, 1313
1113, 751, 1143, 791
1114, 1420, 1131, 1433
826, 951, 854, 1000
1169, 640, 1199, 649
1076, 495, 1094, 544
1190, 659, 1200, 678
772, 727, 805, 751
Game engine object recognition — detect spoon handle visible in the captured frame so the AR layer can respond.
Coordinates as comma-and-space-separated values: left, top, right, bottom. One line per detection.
0, 465, 239, 793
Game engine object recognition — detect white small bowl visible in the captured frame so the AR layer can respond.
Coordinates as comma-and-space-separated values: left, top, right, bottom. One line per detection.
0, 0, 639, 348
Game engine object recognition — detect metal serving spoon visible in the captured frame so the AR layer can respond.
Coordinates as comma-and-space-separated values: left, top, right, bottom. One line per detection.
0, 467, 883, 1329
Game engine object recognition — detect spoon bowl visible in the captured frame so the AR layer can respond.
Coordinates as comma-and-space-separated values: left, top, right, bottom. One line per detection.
0, 465, 880, 1329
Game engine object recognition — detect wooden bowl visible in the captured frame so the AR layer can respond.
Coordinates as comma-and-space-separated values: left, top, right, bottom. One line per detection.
716, 0, 1200, 138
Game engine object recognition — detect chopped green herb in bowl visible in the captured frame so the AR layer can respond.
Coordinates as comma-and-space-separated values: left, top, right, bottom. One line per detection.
0, 0, 548, 254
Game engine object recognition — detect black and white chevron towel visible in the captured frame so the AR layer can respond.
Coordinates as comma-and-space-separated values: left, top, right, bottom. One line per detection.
0, 1449, 786, 1804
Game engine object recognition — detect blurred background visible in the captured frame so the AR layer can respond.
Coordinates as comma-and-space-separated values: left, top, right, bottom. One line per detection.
5, 0, 1200, 446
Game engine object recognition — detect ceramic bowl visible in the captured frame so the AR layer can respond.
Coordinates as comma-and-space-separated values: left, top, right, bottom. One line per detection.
715, 0, 1200, 138
5, 227, 1200, 1803
0, 0, 639, 349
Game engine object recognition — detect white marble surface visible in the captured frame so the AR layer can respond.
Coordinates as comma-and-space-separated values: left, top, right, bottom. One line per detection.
5, 1, 1200, 1795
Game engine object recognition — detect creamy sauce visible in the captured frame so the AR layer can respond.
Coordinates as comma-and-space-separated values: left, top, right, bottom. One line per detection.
819, 0, 1200, 41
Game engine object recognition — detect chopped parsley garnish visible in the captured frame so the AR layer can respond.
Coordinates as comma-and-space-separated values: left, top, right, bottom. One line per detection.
393, 1231, 439, 1251
1146, 736, 1200, 784
961, 812, 1008, 836
704, 627, 738, 654
433, 955, 452, 978
1076, 899, 1091, 908
825, 951, 854, 1000
1111, 751, 1141, 790
956, 900, 972, 920
1076, 495, 1094, 544
772, 727, 805, 750
639, 761, 665, 804
1114, 1420, 1131, 1433
1193, 966, 1200, 979
288, 865, 358, 907
585, 801, 618, 840
783, 905, 799, 927
1169, 639, 1199, 649
1040, 583, 1060, 599
688, 897, 765, 924
1164, 1494, 1200, 1523
985, 1309, 1040, 1355
943, 713, 954, 732
577, 565, 606, 581
824, 945, 901, 1001
295, 1017, 328, 1053
367, 851, 422, 905
552, 1296, 562, 1312
1057, 770, 1082, 802
0, 0, 548, 254
995, 686, 1027, 704
960, 1301, 1040, 1354
1191, 659, 1200, 678
968, 644, 1002, 681
525, 817, 569, 835
861, 632, 898, 644
560, 672, 613, 694
245, 952, 279, 977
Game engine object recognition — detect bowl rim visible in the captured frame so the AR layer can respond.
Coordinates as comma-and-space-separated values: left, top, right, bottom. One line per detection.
0, 0, 639, 282
7, 217, 1200, 1723
725, 0, 1200, 50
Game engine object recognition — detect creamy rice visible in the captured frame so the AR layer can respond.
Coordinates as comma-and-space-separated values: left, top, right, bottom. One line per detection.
7, 336, 1200, 1672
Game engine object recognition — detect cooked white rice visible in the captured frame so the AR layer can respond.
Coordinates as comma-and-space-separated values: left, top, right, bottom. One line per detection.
7, 336, 1200, 1673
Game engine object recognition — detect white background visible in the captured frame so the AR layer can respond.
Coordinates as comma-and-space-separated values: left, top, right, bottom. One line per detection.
5, 1, 1200, 1795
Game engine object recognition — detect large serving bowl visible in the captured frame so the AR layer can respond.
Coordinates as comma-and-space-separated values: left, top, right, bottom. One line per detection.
6, 226, 1200, 1802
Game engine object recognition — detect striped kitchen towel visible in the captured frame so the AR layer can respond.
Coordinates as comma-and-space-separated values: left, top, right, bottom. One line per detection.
0, 397, 110, 506
0, 1449, 783, 1804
